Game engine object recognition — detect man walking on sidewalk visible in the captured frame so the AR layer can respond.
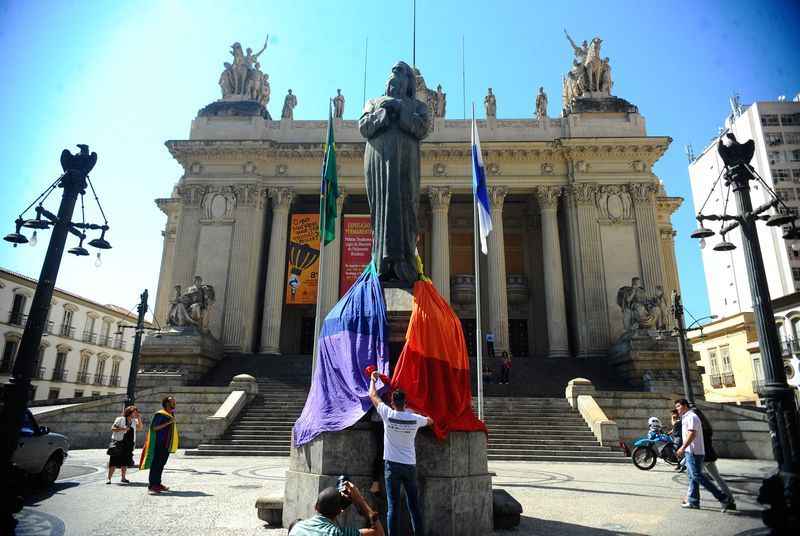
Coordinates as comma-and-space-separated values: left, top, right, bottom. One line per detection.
140, 395, 179, 494
674, 399, 733, 511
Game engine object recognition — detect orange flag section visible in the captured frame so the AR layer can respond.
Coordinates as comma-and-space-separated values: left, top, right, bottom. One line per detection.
391, 279, 487, 440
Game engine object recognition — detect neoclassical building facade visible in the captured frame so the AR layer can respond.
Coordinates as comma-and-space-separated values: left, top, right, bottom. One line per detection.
153, 73, 682, 360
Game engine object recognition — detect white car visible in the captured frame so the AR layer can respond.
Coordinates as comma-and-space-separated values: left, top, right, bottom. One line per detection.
12, 410, 69, 486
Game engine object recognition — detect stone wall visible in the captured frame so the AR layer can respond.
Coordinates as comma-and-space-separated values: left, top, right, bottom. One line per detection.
33, 385, 230, 450
592, 391, 773, 459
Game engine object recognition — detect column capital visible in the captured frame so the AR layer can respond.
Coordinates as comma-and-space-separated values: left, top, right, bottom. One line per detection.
489, 185, 509, 209
268, 187, 295, 211
231, 184, 269, 209
335, 188, 348, 211
176, 184, 207, 207
629, 182, 659, 204
428, 186, 452, 210
568, 182, 598, 206
535, 185, 563, 209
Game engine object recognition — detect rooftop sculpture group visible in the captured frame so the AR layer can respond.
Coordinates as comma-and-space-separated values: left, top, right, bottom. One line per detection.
218, 37, 271, 109
562, 29, 613, 107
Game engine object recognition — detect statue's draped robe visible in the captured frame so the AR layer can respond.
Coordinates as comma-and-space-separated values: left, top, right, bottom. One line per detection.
359, 96, 429, 282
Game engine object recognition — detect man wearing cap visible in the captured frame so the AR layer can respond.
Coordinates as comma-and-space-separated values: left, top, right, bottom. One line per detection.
369, 371, 433, 536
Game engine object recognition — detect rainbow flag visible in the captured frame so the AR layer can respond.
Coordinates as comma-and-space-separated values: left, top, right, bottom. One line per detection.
139, 409, 179, 469
392, 279, 487, 440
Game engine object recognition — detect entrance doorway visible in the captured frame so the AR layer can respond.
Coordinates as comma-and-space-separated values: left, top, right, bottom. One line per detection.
460, 319, 476, 356
300, 317, 315, 355
509, 319, 529, 357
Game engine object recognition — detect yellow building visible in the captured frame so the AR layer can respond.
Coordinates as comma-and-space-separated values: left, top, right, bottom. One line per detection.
689, 292, 800, 404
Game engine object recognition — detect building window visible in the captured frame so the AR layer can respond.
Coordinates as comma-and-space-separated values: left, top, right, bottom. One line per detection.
769, 151, 783, 164
83, 316, 97, 344
77, 354, 91, 384
719, 346, 736, 387
31, 347, 46, 379
774, 168, 791, 181
752, 356, 764, 394
100, 321, 112, 346
766, 133, 784, 146
1, 339, 19, 373
110, 360, 121, 387
776, 188, 795, 201
60, 309, 74, 338
762, 114, 780, 126
47, 388, 60, 400
781, 113, 800, 126
94, 358, 107, 385
74, 390, 84, 398
9, 294, 26, 325
52, 351, 68, 381
790, 150, 800, 162
786, 133, 800, 145
793, 268, 800, 281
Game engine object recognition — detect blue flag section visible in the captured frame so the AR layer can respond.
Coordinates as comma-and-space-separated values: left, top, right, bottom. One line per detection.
471, 119, 493, 254
292, 264, 390, 447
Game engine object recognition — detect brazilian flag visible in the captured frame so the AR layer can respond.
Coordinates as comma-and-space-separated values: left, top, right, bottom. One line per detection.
320, 103, 339, 245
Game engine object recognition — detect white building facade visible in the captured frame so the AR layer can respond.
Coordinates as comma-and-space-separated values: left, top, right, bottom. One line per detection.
689, 97, 800, 318
0, 268, 145, 401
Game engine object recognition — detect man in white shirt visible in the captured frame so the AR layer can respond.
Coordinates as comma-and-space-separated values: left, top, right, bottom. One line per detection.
369, 372, 433, 536
674, 399, 733, 511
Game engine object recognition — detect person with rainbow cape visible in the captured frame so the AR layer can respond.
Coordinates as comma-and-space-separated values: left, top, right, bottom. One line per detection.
139, 395, 179, 494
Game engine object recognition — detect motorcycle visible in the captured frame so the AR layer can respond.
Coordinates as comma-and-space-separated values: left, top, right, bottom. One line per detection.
631, 432, 679, 470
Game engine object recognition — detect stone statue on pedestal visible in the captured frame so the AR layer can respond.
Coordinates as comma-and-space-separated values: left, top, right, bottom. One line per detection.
167, 276, 215, 332
282, 89, 297, 119
562, 29, 614, 108
484, 88, 496, 118
535, 86, 548, 119
359, 61, 430, 284
333, 89, 345, 118
433, 84, 446, 118
616, 277, 668, 332
219, 37, 269, 100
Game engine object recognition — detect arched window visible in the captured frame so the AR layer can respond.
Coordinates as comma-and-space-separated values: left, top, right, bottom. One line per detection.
1, 334, 21, 373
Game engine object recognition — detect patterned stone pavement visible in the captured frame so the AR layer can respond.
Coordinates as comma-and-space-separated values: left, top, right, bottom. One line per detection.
16, 450, 773, 535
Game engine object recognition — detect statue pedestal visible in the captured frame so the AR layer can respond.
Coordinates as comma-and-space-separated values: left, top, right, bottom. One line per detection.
608, 332, 703, 395
383, 284, 414, 369
139, 330, 224, 386
283, 427, 492, 535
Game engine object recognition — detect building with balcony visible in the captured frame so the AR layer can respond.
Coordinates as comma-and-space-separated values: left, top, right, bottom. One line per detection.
0, 267, 151, 401
688, 291, 800, 404
688, 95, 800, 318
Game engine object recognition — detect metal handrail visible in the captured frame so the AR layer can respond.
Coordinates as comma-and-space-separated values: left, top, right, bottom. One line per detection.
51, 368, 69, 381
7, 310, 26, 326
109, 375, 121, 387
82, 331, 97, 344
76, 371, 91, 384
59, 324, 75, 338
93, 374, 107, 386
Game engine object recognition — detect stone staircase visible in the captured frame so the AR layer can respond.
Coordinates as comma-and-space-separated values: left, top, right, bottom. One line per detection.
186, 376, 307, 456
482, 397, 627, 463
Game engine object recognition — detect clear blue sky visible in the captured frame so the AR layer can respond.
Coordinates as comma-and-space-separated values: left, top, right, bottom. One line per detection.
1, 0, 799, 321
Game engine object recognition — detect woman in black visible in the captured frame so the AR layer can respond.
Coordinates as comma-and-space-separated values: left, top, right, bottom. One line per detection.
107, 405, 142, 484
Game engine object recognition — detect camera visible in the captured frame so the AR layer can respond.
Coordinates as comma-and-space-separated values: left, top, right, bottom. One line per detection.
337, 474, 352, 509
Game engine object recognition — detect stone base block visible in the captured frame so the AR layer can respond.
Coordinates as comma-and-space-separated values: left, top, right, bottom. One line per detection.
255, 495, 283, 526
492, 489, 522, 529
284, 429, 492, 535
607, 334, 702, 396
140, 330, 223, 385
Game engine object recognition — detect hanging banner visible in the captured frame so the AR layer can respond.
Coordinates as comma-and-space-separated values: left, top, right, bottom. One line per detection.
286, 213, 321, 305
339, 215, 373, 297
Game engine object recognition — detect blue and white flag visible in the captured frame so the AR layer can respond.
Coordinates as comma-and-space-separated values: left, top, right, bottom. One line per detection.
471, 118, 493, 254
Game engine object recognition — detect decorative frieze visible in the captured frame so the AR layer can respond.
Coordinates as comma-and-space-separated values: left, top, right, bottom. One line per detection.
201, 187, 236, 222
176, 184, 207, 207
596, 184, 633, 223
432, 162, 447, 176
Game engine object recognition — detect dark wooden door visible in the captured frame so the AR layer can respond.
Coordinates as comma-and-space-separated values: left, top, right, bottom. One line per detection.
509, 319, 529, 357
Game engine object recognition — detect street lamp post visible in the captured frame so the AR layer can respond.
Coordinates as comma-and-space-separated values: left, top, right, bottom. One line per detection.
0, 145, 109, 535
691, 134, 800, 531
116, 289, 158, 409
671, 291, 695, 404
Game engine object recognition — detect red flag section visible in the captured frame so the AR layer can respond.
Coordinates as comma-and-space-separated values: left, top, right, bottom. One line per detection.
391, 279, 487, 440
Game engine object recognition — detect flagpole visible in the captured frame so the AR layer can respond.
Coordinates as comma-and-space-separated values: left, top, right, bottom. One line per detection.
311, 101, 332, 376
472, 103, 484, 421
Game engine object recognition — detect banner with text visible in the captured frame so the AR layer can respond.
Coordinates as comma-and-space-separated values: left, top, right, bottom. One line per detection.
286, 213, 321, 305
339, 215, 373, 297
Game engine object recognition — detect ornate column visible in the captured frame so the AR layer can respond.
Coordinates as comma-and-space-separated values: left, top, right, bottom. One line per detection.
260, 187, 294, 354
319, 190, 347, 320
630, 183, 664, 293
565, 182, 610, 356
223, 185, 269, 351
154, 198, 180, 327
429, 186, 452, 302
536, 186, 569, 358
169, 184, 205, 296
486, 186, 510, 354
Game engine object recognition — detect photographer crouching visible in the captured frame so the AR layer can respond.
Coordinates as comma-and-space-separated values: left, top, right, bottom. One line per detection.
289, 479, 384, 536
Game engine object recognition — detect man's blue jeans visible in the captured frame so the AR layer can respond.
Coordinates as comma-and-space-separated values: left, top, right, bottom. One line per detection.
384, 460, 423, 535
684, 452, 728, 506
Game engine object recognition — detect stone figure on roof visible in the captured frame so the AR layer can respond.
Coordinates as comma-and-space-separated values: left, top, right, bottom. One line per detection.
167, 276, 215, 332
244, 36, 269, 69
535, 86, 548, 119
562, 30, 613, 108
359, 61, 430, 284
333, 89, 345, 118
484, 88, 496, 118
282, 89, 298, 119
218, 36, 271, 105
433, 84, 446, 118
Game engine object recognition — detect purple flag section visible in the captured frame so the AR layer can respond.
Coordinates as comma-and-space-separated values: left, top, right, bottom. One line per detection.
292, 264, 390, 447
